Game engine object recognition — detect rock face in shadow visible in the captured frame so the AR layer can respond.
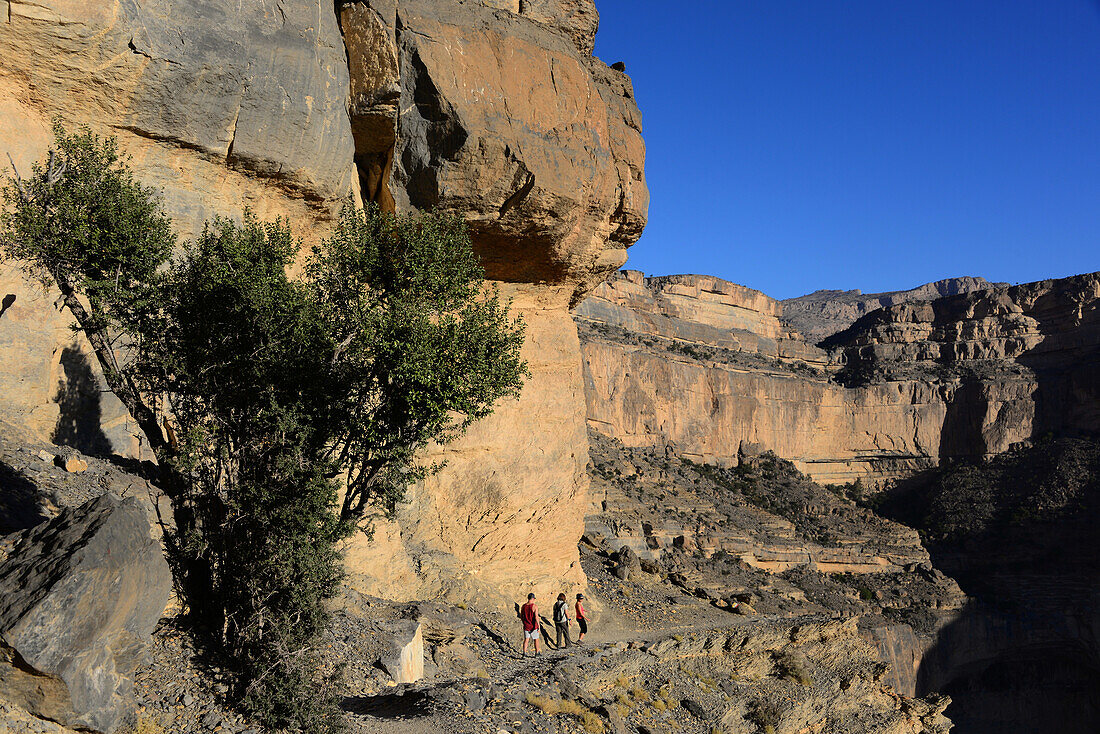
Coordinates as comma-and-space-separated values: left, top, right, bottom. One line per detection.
577, 270, 1100, 485
875, 437, 1100, 733
0, 493, 171, 733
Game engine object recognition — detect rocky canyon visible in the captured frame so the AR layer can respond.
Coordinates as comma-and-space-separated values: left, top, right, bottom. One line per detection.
0, 0, 645, 609
0, 1, 1098, 734
577, 268, 1100, 733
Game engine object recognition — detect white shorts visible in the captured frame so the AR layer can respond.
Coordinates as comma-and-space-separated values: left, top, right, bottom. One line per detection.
524, 629, 540, 640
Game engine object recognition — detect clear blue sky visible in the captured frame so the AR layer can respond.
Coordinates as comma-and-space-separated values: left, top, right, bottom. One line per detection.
593, 1, 1100, 299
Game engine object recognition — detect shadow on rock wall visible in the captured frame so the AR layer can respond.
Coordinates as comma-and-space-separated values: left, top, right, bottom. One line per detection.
878, 437, 1100, 733
51, 346, 112, 458
0, 460, 49, 534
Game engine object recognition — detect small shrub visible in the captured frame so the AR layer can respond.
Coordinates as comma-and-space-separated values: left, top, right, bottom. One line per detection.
558, 699, 586, 717
582, 711, 606, 733
525, 692, 561, 715
747, 698, 783, 731
129, 716, 166, 734
776, 650, 812, 686
672, 634, 684, 642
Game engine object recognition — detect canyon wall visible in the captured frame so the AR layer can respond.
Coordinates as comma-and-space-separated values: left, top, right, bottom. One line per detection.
782, 277, 1004, 343
577, 270, 1100, 485
0, 0, 647, 606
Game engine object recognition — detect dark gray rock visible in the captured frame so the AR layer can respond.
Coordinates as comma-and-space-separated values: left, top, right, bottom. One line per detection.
120, 0, 356, 204
0, 494, 171, 733
681, 697, 707, 719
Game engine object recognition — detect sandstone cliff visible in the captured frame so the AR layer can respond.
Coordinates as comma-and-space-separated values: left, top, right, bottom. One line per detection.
577, 270, 1100, 484
0, 0, 647, 606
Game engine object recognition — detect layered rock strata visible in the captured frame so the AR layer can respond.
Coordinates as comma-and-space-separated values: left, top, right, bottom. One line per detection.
783, 277, 1004, 344
0, 0, 647, 606
577, 270, 1100, 484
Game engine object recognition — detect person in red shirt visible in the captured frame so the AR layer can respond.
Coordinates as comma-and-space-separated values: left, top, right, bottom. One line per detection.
575, 593, 588, 643
520, 593, 540, 657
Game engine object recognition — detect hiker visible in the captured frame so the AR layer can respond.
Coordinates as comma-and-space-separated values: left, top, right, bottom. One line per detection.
520, 593, 540, 657
575, 593, 588, 643
553, 592, 572, 648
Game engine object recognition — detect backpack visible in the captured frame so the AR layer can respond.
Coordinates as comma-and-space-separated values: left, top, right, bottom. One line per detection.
554, 600, 567, 623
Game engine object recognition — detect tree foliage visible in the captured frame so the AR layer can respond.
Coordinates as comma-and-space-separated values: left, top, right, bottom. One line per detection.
308, 206, 529, 523
2, 124, 528, 732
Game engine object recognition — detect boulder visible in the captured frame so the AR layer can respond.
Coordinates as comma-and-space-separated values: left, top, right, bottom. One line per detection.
378, 620, 425, 685
53, 454, 88, 474
0, 493, 171, 733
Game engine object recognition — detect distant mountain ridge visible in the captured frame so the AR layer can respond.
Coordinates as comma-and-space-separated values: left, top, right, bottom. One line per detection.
782, 277, 1008, 342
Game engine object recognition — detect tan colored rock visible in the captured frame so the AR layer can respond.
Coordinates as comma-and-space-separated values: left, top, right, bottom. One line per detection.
578, 271, 1100, 484
0, 0, 360, 456
378, 620, 424, 685
341, 0, 647, 304
333, 0, 646, 604
1, 0, 648, 610
343, 284, 590, 605
54, 455, 87, 474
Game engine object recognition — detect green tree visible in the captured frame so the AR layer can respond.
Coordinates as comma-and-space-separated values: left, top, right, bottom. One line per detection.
308, 206, 529, 525
1, 123, 175, 458
2, 125, 528, 732
154, 215, 349, 728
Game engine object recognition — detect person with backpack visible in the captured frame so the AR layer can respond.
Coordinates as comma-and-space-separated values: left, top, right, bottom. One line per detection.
520, 593, 540, 657
553, 592, 572, 648
575, 593, 588, 643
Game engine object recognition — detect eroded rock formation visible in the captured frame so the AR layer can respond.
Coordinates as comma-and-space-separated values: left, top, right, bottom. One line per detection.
332, 0, 647, 605
783, 277, 1004, 344
0, 0, 647, 606
577, 270, 1100, 484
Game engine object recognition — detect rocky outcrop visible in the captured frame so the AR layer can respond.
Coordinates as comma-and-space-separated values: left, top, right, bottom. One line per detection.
1, 0, 647, 607
586, 432, 936, 577
577, 271, 1100, 484
575, 618, 953, 734
825, 272, 1100, 458
783, 277, 1005, 344
377, 620, 425, 685
577, 272, 944, 483
338, 0, 647, 302
0, 0, 360, 457
330, 0, 647, 605
0, 494, 171, 733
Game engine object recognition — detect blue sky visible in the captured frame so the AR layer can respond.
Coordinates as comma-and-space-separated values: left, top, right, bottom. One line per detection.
593, 1, 1100, 299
